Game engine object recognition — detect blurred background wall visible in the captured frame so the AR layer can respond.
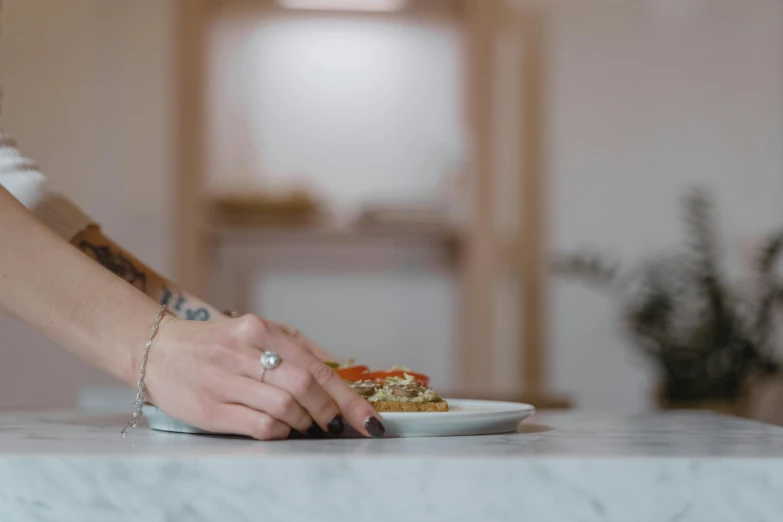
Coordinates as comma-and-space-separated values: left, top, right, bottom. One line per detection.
549, 0, 783, 412
0, 0, 175, 408
1, 0, 782, 414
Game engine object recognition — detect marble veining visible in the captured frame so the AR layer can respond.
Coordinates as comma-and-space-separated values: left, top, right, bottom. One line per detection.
2, 411, 783, 521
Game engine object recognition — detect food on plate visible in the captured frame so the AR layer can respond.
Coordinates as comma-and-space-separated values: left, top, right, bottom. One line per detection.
326, 359, 446, 412
346, 373, 448, 413
333, 364, 371, 382
327, 359, 431, 387
367, 368, 430, 387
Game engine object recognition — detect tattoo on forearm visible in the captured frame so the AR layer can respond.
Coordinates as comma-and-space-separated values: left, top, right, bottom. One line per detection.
161, 288, 211, 321
77, 241, 147, 292
186, 309, 210, 321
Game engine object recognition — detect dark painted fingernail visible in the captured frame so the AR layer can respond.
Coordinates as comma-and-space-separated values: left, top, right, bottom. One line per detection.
328, 415, 344, 436
307, 422, 325, 438
364, 417, 385, 438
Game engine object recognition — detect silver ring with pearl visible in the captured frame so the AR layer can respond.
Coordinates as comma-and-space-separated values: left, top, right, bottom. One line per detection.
259, 351, 282, 382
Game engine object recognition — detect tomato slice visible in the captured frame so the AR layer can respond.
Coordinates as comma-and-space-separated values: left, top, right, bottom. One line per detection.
369, 370, 430, 387
335, 365, 371, 382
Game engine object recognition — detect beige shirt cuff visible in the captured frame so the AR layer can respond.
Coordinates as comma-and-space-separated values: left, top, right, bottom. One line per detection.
30, 191, 95, 241
0, 135, 95, 241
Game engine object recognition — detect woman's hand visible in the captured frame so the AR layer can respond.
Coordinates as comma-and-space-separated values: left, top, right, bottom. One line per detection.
0, 185, 369, 438
143, 315, 385, 440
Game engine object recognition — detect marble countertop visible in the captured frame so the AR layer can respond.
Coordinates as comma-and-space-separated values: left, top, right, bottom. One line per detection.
2, 410, 783, 521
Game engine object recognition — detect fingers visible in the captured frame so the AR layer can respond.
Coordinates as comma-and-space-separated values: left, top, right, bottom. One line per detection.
208, 403, 291, 441
223, 318, 343, 434
259, 361, 344, 435
303, 357, 386, 439
231, 315, 385, 438
266, 339, 385, 438
223, 377, 312, 434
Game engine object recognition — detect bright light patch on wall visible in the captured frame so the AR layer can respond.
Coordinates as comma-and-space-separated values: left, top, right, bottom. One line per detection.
277, 0, 407, 12
206, 12, 465, 203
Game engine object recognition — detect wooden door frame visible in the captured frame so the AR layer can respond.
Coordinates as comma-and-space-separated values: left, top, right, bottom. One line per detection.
516, 4, 549, 399
458, 0, 500, 396
460, 0, 565, 404
173, 0, 210, 296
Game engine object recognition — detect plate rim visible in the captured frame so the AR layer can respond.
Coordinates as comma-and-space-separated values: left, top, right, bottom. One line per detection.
376, 398, 535, 417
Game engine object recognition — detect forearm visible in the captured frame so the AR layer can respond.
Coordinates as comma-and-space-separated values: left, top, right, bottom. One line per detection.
71, 226, 223, 321
0, 186, 162, 385
0, 134, 222, 322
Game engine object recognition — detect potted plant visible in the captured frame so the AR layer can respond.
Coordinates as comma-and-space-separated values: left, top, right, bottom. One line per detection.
552, 188, 782, 414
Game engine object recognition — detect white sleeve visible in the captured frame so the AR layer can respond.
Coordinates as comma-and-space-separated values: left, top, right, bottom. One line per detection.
0, 133, 94, 240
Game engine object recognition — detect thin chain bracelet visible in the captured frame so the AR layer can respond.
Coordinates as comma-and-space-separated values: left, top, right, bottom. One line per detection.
121, 305, 171, 436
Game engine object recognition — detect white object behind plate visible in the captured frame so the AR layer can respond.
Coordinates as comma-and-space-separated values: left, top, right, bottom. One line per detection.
142, 399, 535, 438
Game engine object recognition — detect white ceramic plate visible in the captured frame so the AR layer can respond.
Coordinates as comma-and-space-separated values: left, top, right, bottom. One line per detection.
143, 399, 535, 438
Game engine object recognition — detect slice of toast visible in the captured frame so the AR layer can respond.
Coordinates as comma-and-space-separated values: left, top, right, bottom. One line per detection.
371, 400, 449, 413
